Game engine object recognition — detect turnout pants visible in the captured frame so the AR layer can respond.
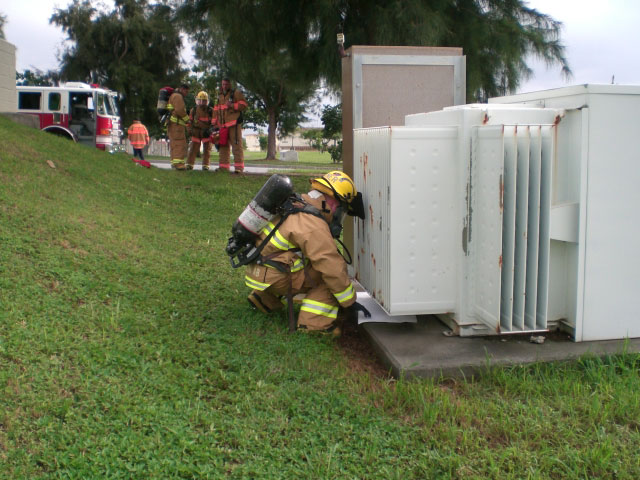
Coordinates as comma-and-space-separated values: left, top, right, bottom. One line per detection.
187, 138, 212, 168
218, 125, 244, 172
246, 264, 340, 332
167, 123, 187, 167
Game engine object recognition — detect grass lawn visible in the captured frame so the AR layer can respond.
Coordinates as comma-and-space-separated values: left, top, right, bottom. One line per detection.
1, 115, 639, 479
243, 149, 339, 165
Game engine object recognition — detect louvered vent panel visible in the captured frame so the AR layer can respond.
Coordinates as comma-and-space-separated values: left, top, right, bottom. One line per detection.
472, 125, 554, 332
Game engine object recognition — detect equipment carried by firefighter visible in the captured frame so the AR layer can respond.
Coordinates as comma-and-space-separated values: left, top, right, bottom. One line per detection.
132, 157, 151, 168
226, 172, 366, 269
226, 174, 295, 267
204, 126, 220, 145
157, 86, 174, 124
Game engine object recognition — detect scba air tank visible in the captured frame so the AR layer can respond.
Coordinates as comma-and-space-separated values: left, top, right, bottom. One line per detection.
156, 86, 174, 118
226, 174, 294, 256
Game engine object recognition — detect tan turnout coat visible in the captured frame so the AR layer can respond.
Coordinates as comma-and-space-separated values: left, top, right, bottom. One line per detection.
244, 193, 356, 331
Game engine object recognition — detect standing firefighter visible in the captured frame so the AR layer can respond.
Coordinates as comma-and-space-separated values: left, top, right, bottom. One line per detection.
166, 83, 190, 170
213, 78, 247, 174
227, 171, 369, 336
187, 91, 214, 171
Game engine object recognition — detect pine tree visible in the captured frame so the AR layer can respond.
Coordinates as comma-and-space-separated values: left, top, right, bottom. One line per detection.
181, 0, 570, 155
50, 0, 186, 133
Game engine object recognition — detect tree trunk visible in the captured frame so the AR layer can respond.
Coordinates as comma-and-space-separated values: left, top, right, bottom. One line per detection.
266, 108, 277, 160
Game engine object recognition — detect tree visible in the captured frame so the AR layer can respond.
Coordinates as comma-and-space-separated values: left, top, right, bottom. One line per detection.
50, 0, 186, 135
312, 0, 571, 101
321, 104, 342, 163
321, 104, 341, 139
258, 134, 268, 152
179, 0, 569, 159
302, 104, 342, 150
301, 129, 326, 152
298, 104, 342, 162
16, 69, 61, 87
444, 0, 572, 100
178, 0, 321, 159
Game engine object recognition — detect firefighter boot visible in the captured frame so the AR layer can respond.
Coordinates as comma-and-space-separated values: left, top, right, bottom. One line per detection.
297, 321, 342, 338
247, 290, 283, 314
337, 306, 359, 335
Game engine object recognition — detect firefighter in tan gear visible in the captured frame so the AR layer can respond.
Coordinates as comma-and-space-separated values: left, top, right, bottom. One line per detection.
244, 171, 369, 335
187, 91, 214, 171
212, 78, 247, 173
166, 83, 190, 170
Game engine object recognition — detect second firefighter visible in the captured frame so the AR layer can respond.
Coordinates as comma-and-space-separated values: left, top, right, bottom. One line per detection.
187, 91, 214, 171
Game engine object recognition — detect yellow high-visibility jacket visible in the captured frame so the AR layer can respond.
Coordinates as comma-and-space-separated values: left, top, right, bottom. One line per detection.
127, 121, 149, 148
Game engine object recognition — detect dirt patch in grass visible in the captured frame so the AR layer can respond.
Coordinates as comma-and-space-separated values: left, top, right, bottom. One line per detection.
336, 327, 391, 379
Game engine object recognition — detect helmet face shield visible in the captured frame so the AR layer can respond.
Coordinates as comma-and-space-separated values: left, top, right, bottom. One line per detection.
196, 91, 209, 106
346, 191, 365, 220
329, 203, 347, 238
310, 171, 365, 220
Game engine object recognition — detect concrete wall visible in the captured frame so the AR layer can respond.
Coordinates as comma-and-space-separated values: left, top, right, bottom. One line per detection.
0, 38, 16, 113
0, 112, 39, 128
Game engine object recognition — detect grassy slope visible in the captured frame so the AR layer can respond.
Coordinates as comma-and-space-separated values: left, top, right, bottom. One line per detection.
1, 116, 639, 479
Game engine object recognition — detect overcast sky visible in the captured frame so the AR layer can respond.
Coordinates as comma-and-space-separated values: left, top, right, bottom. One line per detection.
3, 0, 640, 94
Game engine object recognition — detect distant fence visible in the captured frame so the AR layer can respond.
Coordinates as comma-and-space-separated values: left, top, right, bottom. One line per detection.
124, 138, 170, 157
124, 139, 319, 156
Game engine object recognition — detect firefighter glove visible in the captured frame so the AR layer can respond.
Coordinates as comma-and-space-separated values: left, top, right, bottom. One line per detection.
348, 301, 371, 318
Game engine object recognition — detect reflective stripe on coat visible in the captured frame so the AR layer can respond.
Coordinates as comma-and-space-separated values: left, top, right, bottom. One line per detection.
244, 193, 355, 309
127, 121, 149, 148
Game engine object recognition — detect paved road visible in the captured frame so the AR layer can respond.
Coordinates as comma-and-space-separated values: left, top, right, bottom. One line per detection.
149, 162, 271, 174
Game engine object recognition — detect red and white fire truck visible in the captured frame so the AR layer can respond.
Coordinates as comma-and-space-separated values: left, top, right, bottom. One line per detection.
16, 82, 125, 152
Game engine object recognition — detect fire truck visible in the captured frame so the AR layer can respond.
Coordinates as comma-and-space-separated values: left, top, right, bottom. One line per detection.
16, 82, 125, 152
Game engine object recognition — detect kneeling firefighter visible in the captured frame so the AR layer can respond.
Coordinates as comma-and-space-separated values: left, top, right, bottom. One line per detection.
226, 171, 370, 335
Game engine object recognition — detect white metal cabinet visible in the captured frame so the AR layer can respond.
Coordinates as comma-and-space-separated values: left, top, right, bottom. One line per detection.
354, 85, 640, 341
353, 126, 458, 315
493, 85, 640, 341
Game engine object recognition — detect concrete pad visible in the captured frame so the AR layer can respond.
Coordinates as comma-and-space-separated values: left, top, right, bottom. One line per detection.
362, 315, 640, 379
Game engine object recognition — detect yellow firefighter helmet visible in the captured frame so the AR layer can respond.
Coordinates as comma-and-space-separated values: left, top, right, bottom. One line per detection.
196, 91, 209, 106
310, 171, 357, 204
